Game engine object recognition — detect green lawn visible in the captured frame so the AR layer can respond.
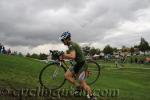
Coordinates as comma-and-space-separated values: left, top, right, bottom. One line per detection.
0, 54, 150, 100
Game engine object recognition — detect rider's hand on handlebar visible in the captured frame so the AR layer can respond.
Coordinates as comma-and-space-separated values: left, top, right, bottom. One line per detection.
59, 54, 64, 60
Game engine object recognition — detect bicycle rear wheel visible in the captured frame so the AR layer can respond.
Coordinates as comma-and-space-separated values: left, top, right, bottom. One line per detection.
39, 63, 66, 90
86, 60, 101, 85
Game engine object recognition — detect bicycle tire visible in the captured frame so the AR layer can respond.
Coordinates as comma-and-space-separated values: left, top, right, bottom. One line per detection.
39, 63, 66, 90
86, 59, 101, 85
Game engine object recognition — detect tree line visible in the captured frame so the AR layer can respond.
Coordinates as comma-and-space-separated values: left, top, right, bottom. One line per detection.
82, 37, 150, 56
25, 37, 150, 60
26, 53, 48, 60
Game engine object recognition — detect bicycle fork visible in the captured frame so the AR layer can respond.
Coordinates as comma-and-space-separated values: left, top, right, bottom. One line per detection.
51, 62, 62, 80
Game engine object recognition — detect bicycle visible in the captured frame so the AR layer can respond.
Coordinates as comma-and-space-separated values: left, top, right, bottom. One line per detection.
39, 50, 101, 90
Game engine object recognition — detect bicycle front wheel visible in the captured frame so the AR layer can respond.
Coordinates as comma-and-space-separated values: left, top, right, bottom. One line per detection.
39, 63, 66, 90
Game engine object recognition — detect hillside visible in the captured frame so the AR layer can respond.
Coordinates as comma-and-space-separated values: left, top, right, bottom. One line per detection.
0, 54, 46, 89
0, 54, 150, 100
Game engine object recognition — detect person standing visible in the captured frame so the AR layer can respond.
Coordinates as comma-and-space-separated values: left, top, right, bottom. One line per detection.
0, 43, 2, 54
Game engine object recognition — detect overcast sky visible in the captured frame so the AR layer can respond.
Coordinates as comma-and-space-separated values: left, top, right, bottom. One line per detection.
0, 0, 150, 54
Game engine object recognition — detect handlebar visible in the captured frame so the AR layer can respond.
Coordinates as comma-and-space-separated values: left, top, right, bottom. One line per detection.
49, 50, 64, 60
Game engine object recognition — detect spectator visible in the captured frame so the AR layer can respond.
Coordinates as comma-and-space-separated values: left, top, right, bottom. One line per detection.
7, 48, 11, 55
0, 43, 2, 54
145, 57, 150, 64
130, 57, 133, 63
2, 45, 6, 54
139, 59, 144, 64
135, 57, 138, 63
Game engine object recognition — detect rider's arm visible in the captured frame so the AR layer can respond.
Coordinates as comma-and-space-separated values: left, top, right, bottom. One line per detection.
61, 50, 76, 60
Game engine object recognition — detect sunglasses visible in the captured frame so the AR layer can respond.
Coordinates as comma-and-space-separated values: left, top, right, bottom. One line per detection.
61, 39, 65, 42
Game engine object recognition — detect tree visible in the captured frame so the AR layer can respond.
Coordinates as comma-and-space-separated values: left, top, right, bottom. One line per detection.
130, 47, 135, 55
18, 52, 23, 57
122, 45, 128, 52
12, 51, 18, 56
95, 48, 101, 55
39, 53, 48, 60
89, 47, 97, 56
134, 45, 139, 48
113, 47, 118, 52
103, 45, 113, 55
30, 53, 39, 59
138, 37, 150, 54
82, 46, 91, 56
26, 53, 31, 57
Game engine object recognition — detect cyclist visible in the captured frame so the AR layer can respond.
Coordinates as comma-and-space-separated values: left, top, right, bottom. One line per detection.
59, 31, 97, 100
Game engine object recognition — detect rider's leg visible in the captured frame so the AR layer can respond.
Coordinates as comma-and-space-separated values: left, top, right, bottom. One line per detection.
64, 69, 80, 87
78, 71, 93, 96
80, 78, 97, 100
80, 80, 93, 96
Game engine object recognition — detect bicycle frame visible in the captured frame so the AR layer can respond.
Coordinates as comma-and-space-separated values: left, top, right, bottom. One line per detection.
50, 59, 72, 80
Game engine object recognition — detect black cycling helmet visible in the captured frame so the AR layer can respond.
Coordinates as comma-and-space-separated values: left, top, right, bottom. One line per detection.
59, 31, 71, 41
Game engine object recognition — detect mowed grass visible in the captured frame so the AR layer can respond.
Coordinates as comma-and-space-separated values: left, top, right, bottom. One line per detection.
0, 54, 150, 100
0, 54, 46, 88
94, 68, 150, 100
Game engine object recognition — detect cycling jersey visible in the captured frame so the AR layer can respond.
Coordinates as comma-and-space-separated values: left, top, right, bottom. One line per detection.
68, 41, 87, 74
68, 41, 85, 63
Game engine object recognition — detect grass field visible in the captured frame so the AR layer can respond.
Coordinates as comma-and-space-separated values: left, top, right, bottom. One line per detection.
0, 54, 150, 100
